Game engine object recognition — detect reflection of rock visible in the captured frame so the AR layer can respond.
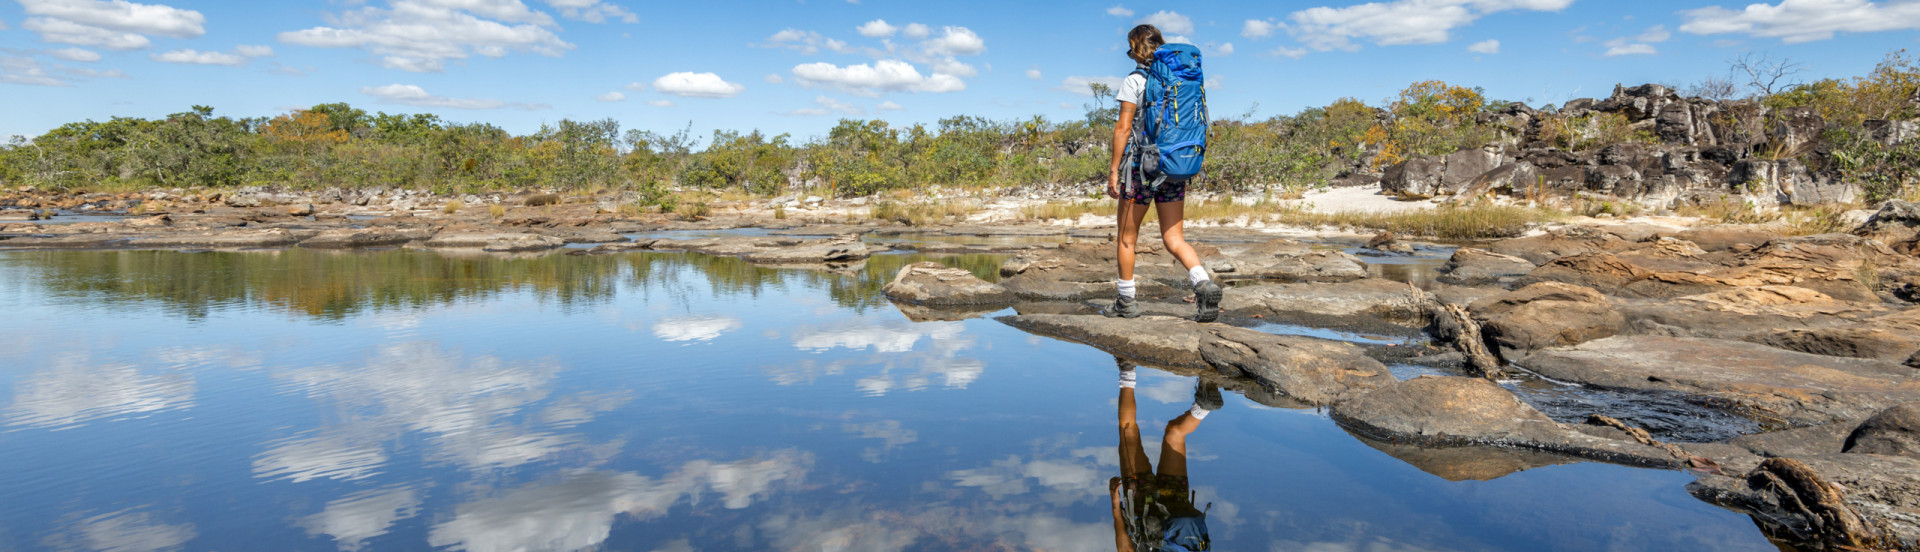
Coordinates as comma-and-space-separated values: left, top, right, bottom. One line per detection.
44, 509, 197, 552
999, 314, 1391, 405
427, 451, 812, 552
1351, 433, 1576, 482
890, 301, 1005, 322
1691, 455, 1908, 549
298, 486, 421, 552
1333, 376, 1681, 467
650, 315, 743, 342
4, 355, 195, 430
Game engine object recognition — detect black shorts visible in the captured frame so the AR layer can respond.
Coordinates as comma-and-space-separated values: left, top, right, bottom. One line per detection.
1123, 178, 1187, 205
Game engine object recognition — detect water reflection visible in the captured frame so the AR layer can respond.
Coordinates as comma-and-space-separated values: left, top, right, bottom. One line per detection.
789, 319, 985, 396
1114, 358, 1219, 552
5, 354, 195, 430
298, 486, 422, 552
650, 315, 743, 342
43, 509, 196, 552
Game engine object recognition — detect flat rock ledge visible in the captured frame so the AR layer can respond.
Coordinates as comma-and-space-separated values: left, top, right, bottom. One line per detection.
882, 261, 1014, 307
996, 313, 1392, 406
1332, 376, 1685, 468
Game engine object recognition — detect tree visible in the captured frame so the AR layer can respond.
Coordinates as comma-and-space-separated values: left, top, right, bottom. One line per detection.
1730, 52, 1806, 97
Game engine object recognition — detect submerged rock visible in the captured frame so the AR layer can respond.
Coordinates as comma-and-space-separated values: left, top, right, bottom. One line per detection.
882, 262, 1014, 306
997, 313, 1391, 405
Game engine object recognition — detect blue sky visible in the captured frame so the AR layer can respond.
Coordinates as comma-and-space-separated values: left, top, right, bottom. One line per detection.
0, 0, 1915, 141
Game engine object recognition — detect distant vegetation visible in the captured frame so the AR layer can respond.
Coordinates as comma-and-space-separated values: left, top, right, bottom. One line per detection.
3, 51, 1915, 204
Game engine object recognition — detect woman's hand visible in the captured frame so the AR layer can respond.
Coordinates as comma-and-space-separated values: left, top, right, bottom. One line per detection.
1107, 170, 1121, 199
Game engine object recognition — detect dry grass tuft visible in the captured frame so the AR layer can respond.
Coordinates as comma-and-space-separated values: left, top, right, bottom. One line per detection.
443, 200, 464, 214
870, 200, 978, 226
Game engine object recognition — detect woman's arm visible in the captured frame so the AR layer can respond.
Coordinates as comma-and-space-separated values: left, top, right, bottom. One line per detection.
1107, 102, 1138, 199
1110, 477, 1133, 552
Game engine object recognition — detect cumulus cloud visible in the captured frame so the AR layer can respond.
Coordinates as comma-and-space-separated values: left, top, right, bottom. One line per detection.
792, 59, 964, 96
150, 45, 274, 67
1216, 42, 1235, 55
539, 0, 637, 23
1603, 42, 1658, 56
622, 81, 645, 91
48, 47, 101, 62
877, 100, 904, 111
652, 71, 745, 98
856, 18, 897, 37
1468, 38, 1500, 53
1058, 75, 1124, 96
1025, 67, 1042, 80
361, 83, 551, 110
277, 0, 577, 73
764, 73, 783, 84
1285, 0, 1572, 52
1243, 18, 1281, 39
903, 23, 930, 38
1681, 0, 1920, 43
595, 91, 624, 102
1107, 5, 1134, 17
919, 26, 985, 56
1137, 10, 1195, 34
1273, 46, 1309, 58
235, 44, 274, 57
765, 28, 856, 55
17, 0, 205, 50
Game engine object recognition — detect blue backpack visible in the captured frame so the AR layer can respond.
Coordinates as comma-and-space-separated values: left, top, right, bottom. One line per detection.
1131, 43, 1209, 188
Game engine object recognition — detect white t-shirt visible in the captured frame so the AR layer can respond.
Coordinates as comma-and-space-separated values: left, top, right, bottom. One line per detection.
1116, 66, 1148, 106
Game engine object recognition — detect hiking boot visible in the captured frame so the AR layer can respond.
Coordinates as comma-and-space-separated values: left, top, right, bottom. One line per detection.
1115, 356, 1138, 373
1105, 295, 1142, 318
1193, 280, 1223, 323
1193, 380, 1224, 411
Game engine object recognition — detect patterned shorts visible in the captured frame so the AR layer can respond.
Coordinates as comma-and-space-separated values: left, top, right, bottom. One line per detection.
1123, 178, 1187, 205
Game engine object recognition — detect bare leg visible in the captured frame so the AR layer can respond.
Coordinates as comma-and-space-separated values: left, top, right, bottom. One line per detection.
1154, 201, 1203, 271
1118, 386, 1153, 478
1157, 412, 1204, 479
1115, 200, 1151, 281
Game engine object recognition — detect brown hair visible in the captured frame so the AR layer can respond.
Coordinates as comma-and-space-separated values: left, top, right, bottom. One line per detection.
1127, 25, 1163, 65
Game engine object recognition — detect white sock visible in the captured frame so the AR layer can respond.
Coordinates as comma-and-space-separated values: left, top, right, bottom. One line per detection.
1117, 279, 1137, 299
1188, 266, 1211, 286
1188, 404, 1212, 420
1119, 371, 1137, 389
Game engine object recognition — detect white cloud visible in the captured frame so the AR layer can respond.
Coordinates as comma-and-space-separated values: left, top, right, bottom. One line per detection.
150, 49, 246, 66
1137, 10, 1195, 35
764, 73, 783, 84
652, 71, 745, 98
1058, 75, 1123, 96
930, 57, 977, 78
647, 99, 673, 107
856, 19, 897, 37
1217, 42, 1235, 55
902, 23, 930, 38
17, 0, 206, 51
1603, 42, 1658, 56
1603, 25, 1669, 56
1681, 0, 1920, 43
1634, 25, 1674, 43
277, 0, 574, 73
1468, 39, 1501, 53
48, 47, 101, 62
877, 100, 903, 111
539, 0, 637, 23
1273, 46, 1309, 58
1025, 67, 1042, 80
765, 28, 857, 55
299, 487, 422, 552
919, 26, 985, 56
595, 91, 624, 102
1285, 0, 1572, 52
1107, 5, 1134, 17
361, 84, 550, 110
235, 44, 274, 57
4, 354, 194, 428
651, 315, 742, 341
791, 59, 965, 96
622, 81, 645, 91
1243, 18, 1281, 39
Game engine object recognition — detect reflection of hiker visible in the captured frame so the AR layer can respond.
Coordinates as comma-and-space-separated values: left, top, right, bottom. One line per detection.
1105, 24, 1220, 322
1111, 358, 1217, 552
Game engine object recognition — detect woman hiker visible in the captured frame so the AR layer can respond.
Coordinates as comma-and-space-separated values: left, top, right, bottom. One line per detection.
1111, 357, 1218, 551
1105, 24, 1222, 322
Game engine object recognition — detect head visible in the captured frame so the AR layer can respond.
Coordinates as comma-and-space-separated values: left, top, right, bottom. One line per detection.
1127, 25, 1164, 65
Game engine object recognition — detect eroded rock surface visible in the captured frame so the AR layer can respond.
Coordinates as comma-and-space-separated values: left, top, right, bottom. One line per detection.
1331, 376, 1682, 467
1436, 247, 1536, 286
882, 262, 1014, 307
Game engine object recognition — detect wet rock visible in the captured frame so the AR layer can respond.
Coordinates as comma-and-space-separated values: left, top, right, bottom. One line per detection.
1690, 455, 1901, 550
1470, 283, 1623, 357
481, 234, 567, 253
1844, 403, 1920, 459
1223, 278, 1433, 326
1331, 376, 1681, 467
1436, 247, 1537, 286
1487, 226, 1630, 265
1224, 239, 1368, 282
998, 313, 1392, 405
1364, 231, 1414, 254
741, 236, 870, 264
287, 203, 314, 217
0, 233, 131, 249
1350, 434, 1576, 482
299, 228, 431, 249
883, 262, 1014, 307
129, 229, 303, 248
1517, 336, 1920, 426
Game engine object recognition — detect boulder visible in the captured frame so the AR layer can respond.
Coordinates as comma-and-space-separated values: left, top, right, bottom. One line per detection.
299, 228, 431, 249
741, 236, 870, 264
1752, 308, 1920, 362
1517, 336, 1920, 426
1856, 200, 1920, 245
998, 314, 1392, 405
1452, 162, 1538, 201
1486, 226, 1630, 265
1436, 247, 1537, 286
287, 203, 315, 217
1470, 283, 1622, 357
882, 262, 1015, 306
1331, 376, 1682, 467
1442, 149, 1502, 193
1381, 156, 1446, 198
1224, 239, 1369, 282
1844, 403, 1920, 459
1363, 231, 1413, 254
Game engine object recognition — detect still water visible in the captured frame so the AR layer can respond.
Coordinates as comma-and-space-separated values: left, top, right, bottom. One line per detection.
0, 248, 1774, 551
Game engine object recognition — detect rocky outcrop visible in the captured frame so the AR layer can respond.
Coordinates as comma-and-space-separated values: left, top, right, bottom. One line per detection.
1486, 227, 1629, 266
128, 229, 304, 248
1844, 403, 1920, 459
997, 314, 1392, 405
1221, 278, 1434, 326
299, 228, 431, 249
1751, 308, 1920, 362
740, 236, 870, 264
1331, 376, 1684, 467
1436, 247, 1536, 286
1222, 239, 1369, 282
1470, 283, 1624, 358
1620, 286, 1885, 341
1856, 200, 1920, 246
422, 232, 565, 252
1691, 455, 1909, 549
882, 262, 1014, 306
1516, 336, 1920, 426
